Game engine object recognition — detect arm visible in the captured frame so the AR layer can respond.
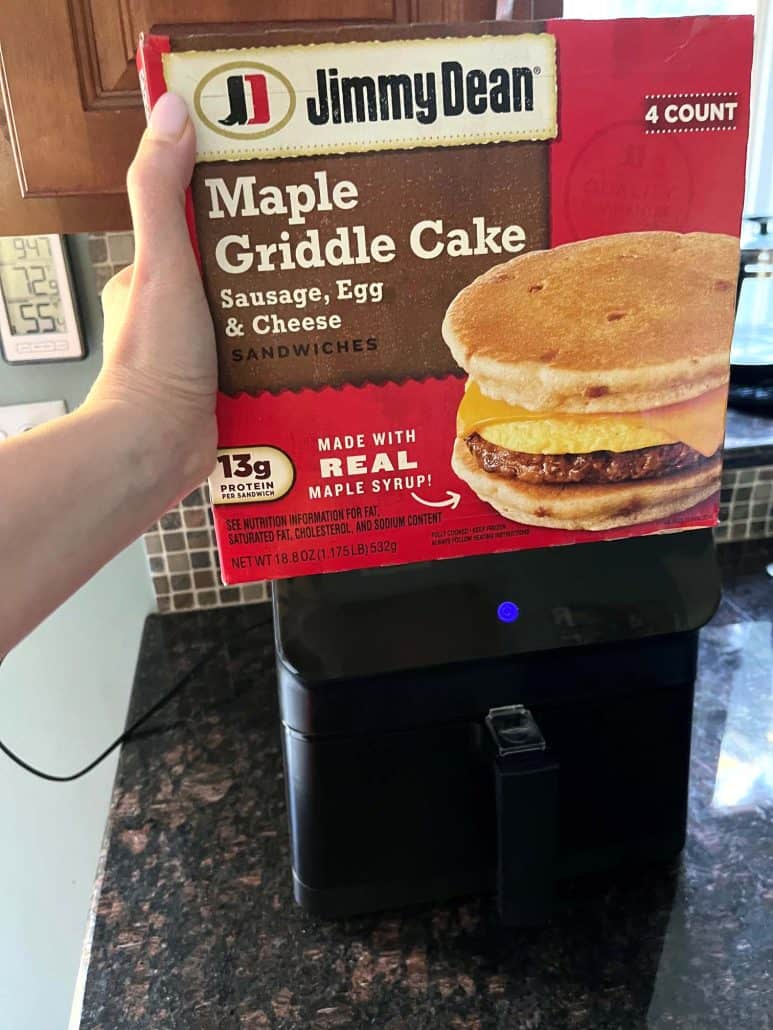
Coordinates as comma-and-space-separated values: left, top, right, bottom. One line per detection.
0, 94, 216, 657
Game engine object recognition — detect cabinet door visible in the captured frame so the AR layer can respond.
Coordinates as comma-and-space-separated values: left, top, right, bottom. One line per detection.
0, 0, 495, 205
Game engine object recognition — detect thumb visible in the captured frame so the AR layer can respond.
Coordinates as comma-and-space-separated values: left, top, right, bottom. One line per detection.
126, 92, 198, 279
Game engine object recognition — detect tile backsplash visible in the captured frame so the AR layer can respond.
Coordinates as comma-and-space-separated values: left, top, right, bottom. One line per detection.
144, 486, 268, 612
88, 232, 134, 292
714, 465, 773, 543
89, 231, 772, 614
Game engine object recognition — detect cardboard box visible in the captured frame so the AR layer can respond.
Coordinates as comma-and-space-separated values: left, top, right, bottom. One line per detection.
138, 16, 753, 583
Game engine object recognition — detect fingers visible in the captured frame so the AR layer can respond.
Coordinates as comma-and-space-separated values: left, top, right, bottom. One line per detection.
126, 93, 199, 282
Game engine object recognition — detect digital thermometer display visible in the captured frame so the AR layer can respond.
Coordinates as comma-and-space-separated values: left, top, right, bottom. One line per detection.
0, 236, 65, 335
0, 235, 85, 364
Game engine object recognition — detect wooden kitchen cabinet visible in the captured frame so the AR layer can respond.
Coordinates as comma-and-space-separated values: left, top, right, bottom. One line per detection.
0, 0, 559, 233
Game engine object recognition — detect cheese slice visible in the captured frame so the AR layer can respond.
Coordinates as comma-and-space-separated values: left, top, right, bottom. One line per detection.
458, 381, 726, 457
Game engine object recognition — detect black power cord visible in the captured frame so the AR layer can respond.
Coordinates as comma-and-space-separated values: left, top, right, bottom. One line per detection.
0, 615, 271, 783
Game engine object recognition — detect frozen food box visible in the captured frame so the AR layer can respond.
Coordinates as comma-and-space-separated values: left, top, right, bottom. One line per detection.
138, 15, 753, 583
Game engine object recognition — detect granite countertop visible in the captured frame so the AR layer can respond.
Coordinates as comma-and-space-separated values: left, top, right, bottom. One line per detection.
724, 407, 773, 467
80, 540, 773, 1030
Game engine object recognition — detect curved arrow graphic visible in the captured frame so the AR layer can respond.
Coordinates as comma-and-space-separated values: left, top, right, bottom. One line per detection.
410, 490, 461, 510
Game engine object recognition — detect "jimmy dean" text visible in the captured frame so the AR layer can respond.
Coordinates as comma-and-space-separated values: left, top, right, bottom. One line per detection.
306, 63, 535, 126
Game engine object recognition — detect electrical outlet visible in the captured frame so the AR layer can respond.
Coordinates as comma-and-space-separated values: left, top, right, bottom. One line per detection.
0, 400, 67, 440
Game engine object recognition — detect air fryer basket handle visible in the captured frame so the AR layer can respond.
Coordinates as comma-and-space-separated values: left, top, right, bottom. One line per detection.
486, 705, 559, 925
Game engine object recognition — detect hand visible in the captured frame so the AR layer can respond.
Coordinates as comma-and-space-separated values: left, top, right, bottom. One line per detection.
86, 92, 217, 495
0, 94, 217, 654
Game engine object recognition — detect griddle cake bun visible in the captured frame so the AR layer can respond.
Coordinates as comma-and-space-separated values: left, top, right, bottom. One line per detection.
452, 439, 721, 531
442, 230, 736, 531
442, 231, 738, 413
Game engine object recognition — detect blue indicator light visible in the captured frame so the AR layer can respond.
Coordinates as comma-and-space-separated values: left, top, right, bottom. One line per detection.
497, 601, 520, 624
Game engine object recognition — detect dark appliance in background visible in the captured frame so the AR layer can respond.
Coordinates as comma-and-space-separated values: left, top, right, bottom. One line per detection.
731, 216, 773, 415
273, 530, 720, 925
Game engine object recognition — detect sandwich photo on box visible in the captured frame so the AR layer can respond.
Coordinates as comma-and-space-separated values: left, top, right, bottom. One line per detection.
442, 231, 738, 531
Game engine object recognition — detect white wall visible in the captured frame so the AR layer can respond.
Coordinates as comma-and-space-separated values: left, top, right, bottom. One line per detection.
0, 542, 155, 1030
0, 233, 155, 1028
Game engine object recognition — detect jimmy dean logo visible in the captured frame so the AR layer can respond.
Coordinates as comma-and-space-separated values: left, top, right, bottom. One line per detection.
164, 34, 557, 161
219, 72, 271, 126
306, 63, 536, 126
194, 61, 296, 141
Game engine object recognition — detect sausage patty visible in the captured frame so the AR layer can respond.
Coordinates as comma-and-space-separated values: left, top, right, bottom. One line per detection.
465, 433, 714, 485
